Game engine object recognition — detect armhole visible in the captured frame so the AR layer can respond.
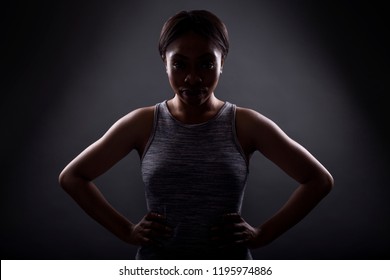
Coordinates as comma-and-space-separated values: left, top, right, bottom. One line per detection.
232, 104, 250, 169
140, 103, 159, 162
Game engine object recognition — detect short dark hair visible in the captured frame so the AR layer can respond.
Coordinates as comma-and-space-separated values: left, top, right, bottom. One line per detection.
158, 10, 229, 61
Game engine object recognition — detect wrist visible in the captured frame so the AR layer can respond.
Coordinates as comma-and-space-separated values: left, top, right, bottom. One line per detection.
120, 222, 135, 245
255, 225, 277, 248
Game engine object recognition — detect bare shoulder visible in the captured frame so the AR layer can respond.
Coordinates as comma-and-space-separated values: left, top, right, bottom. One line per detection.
236, 106, 332, 185
235, 106, 306, 167
236, 106, 276, 130
60, 105, 156, 182
75, 104, 156, 164
235, 106, 284, 154
115, 105, 155, 128
108, 105, 155, 153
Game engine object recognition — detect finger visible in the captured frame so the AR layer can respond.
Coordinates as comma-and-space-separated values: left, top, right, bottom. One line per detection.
211, 224, 237, 238
232, 230, 252, 245
146, 212, 166, 223
223, 213, 242, 222
149, 222, 173, 236
137, 227, 168, 247
219, 233, 250, 248
215, 238, 245, 249
140, 236, 163, 247
219, 227, 251, 244
231, 231, 250, 241
210, 216, 247, 246
144, 212, 173, 235
142, 224, 172, 241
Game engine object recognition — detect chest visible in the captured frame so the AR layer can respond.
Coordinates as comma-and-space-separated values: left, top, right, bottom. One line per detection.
141, 121, 248, 187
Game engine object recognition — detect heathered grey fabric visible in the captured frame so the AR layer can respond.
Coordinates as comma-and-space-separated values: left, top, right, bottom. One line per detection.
138, 100, 251, 259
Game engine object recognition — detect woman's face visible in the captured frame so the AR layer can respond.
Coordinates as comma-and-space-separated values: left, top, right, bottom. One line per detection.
164, 32, 224, 106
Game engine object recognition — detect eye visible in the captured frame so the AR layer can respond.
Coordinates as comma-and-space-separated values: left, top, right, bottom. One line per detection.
172, 61, 185, 70
201, 61, 215, 70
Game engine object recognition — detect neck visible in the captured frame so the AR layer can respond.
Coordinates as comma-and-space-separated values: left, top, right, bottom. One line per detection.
168, 94, 224, 124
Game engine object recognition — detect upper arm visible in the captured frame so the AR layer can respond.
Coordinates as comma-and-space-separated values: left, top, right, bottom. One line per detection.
236, 107, 333, 187
59, 106, 154, 184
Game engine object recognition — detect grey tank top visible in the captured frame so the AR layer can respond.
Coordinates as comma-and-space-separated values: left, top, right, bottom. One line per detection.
138, 101, 251, 259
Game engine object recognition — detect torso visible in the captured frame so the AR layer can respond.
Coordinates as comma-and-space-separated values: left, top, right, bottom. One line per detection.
136, 100, 255, 161
138, 100, 251, 259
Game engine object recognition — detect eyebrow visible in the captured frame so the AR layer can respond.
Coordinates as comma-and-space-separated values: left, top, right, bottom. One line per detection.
170, 53, 217, 60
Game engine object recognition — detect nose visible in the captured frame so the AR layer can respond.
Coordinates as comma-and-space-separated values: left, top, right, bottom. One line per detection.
184, 71, 202, 85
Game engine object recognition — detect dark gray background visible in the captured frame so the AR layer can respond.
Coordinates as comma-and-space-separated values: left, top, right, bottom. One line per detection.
2, 0, 389, 259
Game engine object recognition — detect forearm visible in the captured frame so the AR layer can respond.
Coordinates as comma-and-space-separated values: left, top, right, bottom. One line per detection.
60, 175, 134, 244
256, 181, 332, 247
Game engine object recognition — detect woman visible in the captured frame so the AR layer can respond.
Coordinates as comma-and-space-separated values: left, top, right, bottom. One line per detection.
59, 10, 334, 260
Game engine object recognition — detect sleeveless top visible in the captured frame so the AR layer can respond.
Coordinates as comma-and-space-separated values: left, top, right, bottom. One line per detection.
138, 101, 251, 259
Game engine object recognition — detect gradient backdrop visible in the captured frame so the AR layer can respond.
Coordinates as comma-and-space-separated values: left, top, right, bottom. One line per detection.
2, 0, 389, 259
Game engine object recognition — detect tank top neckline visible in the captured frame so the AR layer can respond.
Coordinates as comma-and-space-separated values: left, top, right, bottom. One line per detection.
162, 100, 230, 128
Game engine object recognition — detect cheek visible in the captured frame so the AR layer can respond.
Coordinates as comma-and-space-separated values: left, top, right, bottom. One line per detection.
167, 71, 183, 88
165, 67, 221, 88
204, 70, 220, 87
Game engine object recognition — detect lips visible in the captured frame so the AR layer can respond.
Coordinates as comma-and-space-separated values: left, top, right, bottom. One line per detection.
180, 88, 207, 96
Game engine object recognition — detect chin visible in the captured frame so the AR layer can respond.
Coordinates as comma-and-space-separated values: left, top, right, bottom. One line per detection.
181, 94, 209, 106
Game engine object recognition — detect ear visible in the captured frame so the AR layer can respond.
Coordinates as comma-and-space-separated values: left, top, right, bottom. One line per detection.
220, 57, 225, 74
163, 57, 168, 73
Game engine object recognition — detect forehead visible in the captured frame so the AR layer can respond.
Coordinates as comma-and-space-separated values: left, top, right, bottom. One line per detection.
165, 32, 221, 59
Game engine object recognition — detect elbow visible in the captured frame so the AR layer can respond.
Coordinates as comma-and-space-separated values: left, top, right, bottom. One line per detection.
58, 166, 91, 195
58, 168, 70, 192
317, 170, 334, 196
58, 167, 78, 194
303, 168, 334, 197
